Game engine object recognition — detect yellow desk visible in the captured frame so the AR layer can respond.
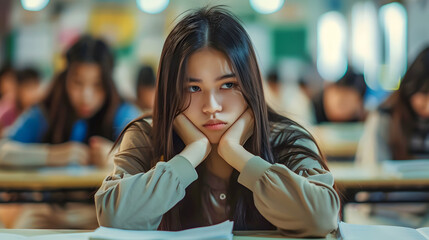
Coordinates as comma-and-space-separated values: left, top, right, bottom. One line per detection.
0, 229, 338, 239
0, 167, 109, 190
0, 166, 110, 203
311, 123, 364, 158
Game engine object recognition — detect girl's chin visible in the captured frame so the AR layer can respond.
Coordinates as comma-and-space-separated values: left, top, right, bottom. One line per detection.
207, 136, 221, 144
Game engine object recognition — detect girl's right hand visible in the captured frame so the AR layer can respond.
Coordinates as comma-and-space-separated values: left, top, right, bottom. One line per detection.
47, 142, 90, 166
173, 114, 211, 167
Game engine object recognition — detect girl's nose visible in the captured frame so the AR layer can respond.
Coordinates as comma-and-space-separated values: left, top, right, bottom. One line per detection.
202, 92, 222, 114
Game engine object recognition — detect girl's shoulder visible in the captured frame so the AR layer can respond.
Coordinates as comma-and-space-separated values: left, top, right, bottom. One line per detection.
269, 116, 320, 160
125, 117, 153, 136
269, 117, 313, 143
117, 117, 153, 152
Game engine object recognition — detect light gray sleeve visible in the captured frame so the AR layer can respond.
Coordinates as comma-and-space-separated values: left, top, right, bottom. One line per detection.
94, 123, 198, 230
238, 156, 340, 238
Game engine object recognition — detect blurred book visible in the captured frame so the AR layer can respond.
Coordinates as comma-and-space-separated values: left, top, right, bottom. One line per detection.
382, 159, 429, 178
89, 220, 233, 240
339, 222, 429, 240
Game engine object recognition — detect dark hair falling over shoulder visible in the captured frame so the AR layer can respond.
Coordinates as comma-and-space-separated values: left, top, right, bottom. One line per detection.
380, 46, 429, 160
114, 6, 332, 231
42, 36, 122, 144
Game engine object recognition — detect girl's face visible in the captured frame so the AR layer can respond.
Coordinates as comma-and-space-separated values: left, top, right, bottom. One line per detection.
410, 92, 429, 119
183, 48, 248, 144
66, 63, 106, 119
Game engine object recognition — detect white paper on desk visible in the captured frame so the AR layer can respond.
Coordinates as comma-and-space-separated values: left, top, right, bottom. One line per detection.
339, 222, 429, 240
382, 159, 429, 178
90, 220, 233, 240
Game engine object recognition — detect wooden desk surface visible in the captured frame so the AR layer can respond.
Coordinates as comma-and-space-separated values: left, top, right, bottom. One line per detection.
0, 166, 110, 190
0, 229, 337, 239
311, 123, 364, 157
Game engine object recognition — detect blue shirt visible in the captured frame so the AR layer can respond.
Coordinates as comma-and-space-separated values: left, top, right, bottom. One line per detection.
7, 103, 141, 143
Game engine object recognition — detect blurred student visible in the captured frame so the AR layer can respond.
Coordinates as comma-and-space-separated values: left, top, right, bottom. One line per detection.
135, 65, 156, 113
0, 68, 41, 135
264, 69, 313, 126
0, 64, 17, 131
355, 46, 429, 227
312, 68, 367, 124
357, 46, 429, 164
266, 69, 281, 98
0, 36, 141, 229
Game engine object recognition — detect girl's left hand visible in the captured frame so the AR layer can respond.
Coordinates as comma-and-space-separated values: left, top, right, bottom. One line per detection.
218, 108, 255, 171
219, 108, 254, 146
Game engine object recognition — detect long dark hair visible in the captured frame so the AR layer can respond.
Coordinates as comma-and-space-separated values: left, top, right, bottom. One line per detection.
116, 6, 330, 230
42, 36, 121, 144
153, 6, 329, 230
380, 46, 429, 159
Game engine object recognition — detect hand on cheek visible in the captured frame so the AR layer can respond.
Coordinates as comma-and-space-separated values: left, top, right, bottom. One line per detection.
219, 108, 254, 147
218, 108, 255, 171
173, 114, 211, 167
173, 114, 209, 146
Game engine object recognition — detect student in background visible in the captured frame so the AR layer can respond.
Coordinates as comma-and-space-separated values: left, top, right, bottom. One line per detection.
0, 67, 42, 135
355, 46, 429, 227
357, 46, 429, 164
0, 64, 17, 131
312, 68, 367, 124
135, 64, 156, 113
0, 36, 141, 229
95, 7, 339, 237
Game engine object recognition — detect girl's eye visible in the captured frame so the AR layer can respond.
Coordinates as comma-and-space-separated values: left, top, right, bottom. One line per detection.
188, 85, 201, 93
221, 82, 236, 89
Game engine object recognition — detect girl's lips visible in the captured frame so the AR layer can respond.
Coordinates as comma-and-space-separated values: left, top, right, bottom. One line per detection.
203, 123, 227, 130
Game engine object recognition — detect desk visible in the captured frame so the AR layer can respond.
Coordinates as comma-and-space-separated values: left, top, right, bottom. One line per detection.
311, 123, 364, 159
0, 229, 338, 239
329, 162, 429, 218
0, 166, 110, 203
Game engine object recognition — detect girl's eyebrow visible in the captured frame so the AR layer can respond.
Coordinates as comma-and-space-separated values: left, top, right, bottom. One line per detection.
188, 73, 236, 83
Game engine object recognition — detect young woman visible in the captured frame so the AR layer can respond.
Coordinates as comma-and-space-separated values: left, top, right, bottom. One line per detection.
0, 36, 141, 229
0, 36, 141, 168
95, 7, 340, 237
357, 46, 429, 164
355, 46, 429, 227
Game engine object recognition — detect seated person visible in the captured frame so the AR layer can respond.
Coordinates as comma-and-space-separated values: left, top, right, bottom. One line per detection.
0, 35, 141, 229
135, 64, 156, 113
312, 68, 367, 124
0, 67, 42, 135
355, 46, 429, 228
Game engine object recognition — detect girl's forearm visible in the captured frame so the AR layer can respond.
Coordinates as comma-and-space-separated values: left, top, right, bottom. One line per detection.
0, 140, 49, 167
218, 140, 254, 172
178, 139, 211, 168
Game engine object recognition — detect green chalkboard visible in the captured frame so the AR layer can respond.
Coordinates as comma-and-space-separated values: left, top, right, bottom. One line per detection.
272, 27, 307, 60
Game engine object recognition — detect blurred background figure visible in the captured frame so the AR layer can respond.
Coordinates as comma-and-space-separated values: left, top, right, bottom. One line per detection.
266, 69, 281, 98
357, 45, 429, 166
135, 64, 156, 113
0, 67, 41, 136
0, 35, 141, 229
312, 68, 367, 124
355, 45, 429, 228
0, 64, 17, 132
